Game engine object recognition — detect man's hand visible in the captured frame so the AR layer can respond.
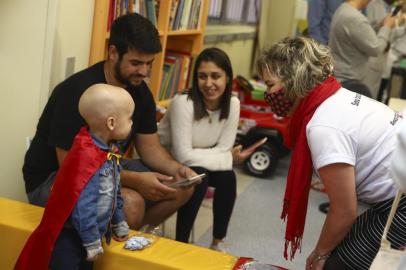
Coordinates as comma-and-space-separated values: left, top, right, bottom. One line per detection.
173, 166, 199, 188
133, 172, 177, 201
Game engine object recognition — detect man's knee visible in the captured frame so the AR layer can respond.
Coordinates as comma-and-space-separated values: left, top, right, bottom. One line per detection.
175, 186, 194, 206
121, 187, 145, 229
27, 172, 56, 207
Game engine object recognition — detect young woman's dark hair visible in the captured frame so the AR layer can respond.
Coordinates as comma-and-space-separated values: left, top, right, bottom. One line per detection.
109, 13, 162, 58
188, 47, 233, 121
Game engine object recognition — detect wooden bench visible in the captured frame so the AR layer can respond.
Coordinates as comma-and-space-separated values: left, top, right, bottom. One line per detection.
0, 197, 238, 270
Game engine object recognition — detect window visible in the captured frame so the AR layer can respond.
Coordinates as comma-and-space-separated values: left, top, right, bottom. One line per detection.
245, 0, 260, 24
224, 0, 244, 22
208, 0, 223, 20
208, 0, 261, 25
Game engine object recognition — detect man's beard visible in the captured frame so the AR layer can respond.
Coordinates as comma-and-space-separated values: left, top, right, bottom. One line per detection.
114, 60, 144, 88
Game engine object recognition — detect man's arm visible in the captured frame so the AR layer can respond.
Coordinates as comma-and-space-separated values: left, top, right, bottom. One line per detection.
351, 16, 395, 57
135, 133, 183, 176
56, 147, 68, 165
120, 133, 196, 201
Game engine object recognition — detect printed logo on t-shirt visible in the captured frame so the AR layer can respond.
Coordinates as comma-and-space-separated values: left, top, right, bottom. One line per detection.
351, 94, 361, 106
390, 111, 402, 126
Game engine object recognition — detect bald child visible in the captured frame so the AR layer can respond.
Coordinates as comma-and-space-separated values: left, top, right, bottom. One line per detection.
79, 83, 135, 145
16, 84, 135, 270
53, 84, 135, 269
52, 84, 135, 269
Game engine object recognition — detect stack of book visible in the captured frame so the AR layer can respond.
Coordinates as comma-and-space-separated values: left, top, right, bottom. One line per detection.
107, 0, 159, 31
168, 0, 202, 30
159, 51, 197, 100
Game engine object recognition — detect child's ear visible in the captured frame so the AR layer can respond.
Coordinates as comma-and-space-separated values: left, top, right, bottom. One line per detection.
106, 117, 116, 131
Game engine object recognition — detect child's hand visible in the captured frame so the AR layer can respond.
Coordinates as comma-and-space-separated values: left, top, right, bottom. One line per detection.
113, 234, 129, 242
84, 240, 104, 261
113, 221, 129, 241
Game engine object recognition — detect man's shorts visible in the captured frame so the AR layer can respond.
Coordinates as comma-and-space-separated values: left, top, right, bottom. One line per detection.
27, 159, 156, 207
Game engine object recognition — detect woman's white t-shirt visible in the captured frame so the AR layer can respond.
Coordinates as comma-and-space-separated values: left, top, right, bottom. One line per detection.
306, 88, 402, 203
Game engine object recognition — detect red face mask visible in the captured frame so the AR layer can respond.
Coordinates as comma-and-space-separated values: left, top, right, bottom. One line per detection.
264, 88, 294, 117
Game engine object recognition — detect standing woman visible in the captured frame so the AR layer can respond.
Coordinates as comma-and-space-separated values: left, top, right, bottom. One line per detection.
257, 36, 406, 270
159, 48, 244, 251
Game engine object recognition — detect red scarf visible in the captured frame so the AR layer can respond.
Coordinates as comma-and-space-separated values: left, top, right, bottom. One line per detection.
281, 76, 341, 260
15, 127, 107, 270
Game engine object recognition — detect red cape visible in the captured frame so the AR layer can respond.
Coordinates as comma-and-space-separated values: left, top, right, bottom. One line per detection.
15, 127, 107, 270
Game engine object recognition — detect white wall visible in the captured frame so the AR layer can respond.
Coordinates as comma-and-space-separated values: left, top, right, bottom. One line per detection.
204, 25, 257, 78
0, 0, 94, 202
50, 0, 94, 92
0, 0, 52, 201
259, 0, 297, 50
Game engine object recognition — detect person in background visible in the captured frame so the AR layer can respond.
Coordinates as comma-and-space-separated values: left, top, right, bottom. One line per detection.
307, 0, 344, 45
257, 36, 406, 270
159, 48, 253, 252
379, 2, 406, 102
22, 13, 196, 231
16, 84, 133, 269
329, 0, 396, 96
367, 0, 395, 31
364, 0, 405, 99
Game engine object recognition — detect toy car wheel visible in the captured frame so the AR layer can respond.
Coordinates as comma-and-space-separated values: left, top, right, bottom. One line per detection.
244, 144, 279, 177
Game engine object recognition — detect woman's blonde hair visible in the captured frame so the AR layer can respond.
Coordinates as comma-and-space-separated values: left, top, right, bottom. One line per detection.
256, 36, 333, 99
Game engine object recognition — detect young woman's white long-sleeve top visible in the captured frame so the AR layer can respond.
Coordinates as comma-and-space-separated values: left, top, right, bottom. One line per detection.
158, 94, 240, 171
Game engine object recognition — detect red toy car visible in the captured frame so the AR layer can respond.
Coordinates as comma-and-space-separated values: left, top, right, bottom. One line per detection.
234, 76, 290, 177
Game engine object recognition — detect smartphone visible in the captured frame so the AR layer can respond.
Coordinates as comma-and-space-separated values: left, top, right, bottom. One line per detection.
243, 137, 268, 153
392, 5, 402, 16
164, 173, 206, 188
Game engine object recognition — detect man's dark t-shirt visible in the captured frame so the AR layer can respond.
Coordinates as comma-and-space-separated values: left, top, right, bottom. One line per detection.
23, 61, 157, 193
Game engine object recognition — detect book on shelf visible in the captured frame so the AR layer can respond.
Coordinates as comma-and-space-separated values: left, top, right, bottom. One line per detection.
185, 54, 197, 89
145, 0, 157, 26
179, 0, 193, 30
172, 0, 185, 30
159, 51, 196, 101
168, 0, 179, 30
189, 0, 201, 29
170, 0, 201, 31
107, 0, 115, 31
159, 63, 173, 100
107, 0, 158, 32
167, 51, 191, 90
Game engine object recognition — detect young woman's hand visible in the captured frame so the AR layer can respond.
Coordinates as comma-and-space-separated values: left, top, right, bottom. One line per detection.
232, 138, 267, 164
231, 145, 253, 164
